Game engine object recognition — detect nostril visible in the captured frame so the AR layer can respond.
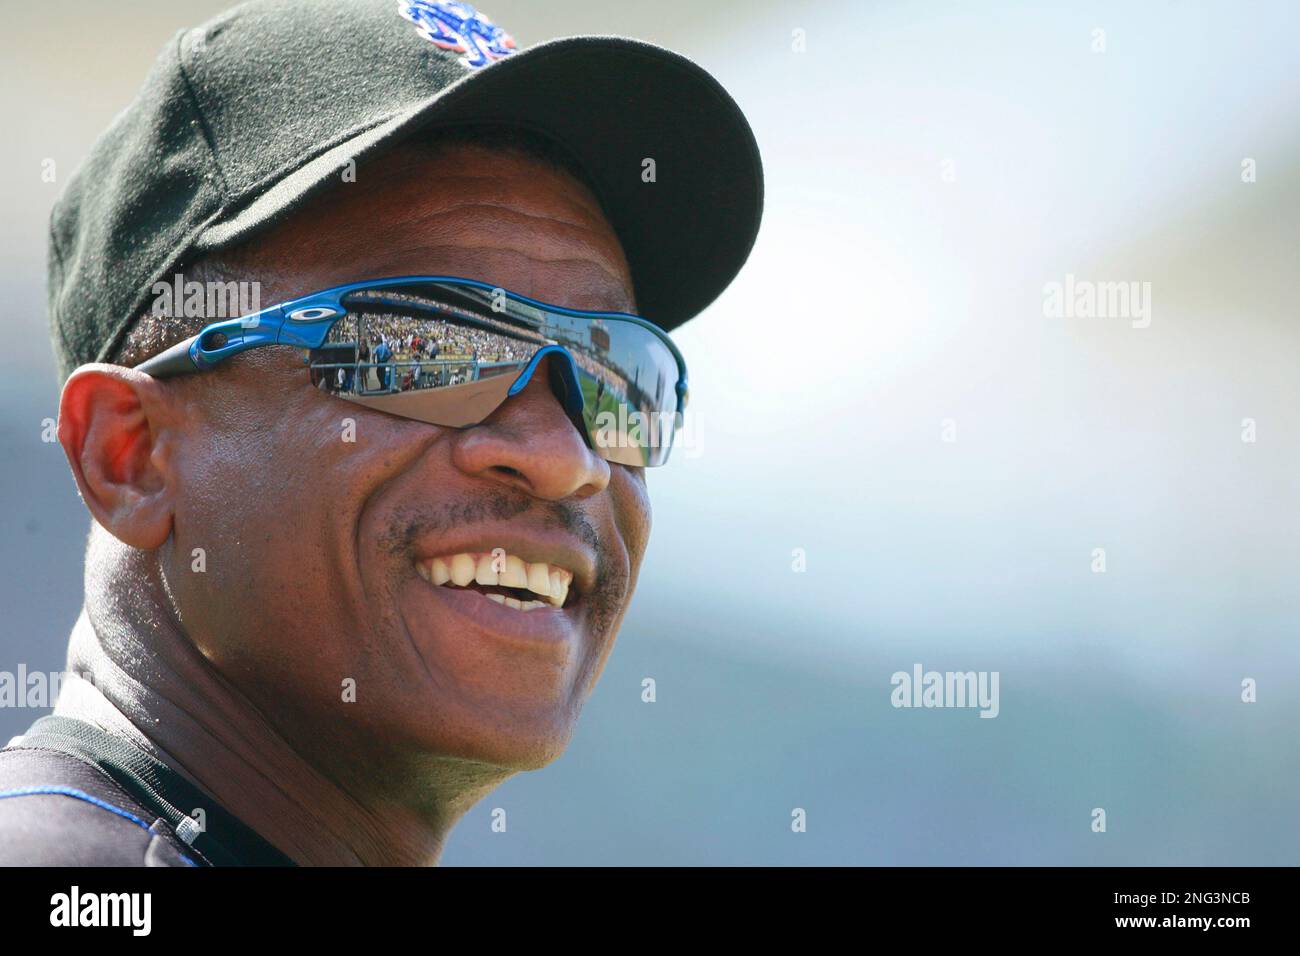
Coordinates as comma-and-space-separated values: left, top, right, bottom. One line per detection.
493, 465, 523, 479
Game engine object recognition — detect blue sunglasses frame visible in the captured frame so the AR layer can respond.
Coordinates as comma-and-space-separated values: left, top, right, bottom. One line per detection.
136, 275, 690, 463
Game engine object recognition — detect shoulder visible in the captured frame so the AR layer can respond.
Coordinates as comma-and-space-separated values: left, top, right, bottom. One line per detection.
0, 746, 197, 867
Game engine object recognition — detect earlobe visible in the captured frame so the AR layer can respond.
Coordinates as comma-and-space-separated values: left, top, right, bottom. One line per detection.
57, 363, 176, 551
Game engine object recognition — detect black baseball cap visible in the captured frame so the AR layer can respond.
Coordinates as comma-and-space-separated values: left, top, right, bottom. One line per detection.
47, 0, 764, 382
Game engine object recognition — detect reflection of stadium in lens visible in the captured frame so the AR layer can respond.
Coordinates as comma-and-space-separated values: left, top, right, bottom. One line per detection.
303, 281, 684, 464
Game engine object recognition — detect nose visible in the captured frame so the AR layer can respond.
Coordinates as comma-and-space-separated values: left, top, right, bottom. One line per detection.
450, 353, 610, 499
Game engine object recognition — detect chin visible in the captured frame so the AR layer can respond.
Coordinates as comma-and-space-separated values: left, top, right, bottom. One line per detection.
420, 713, 578, 773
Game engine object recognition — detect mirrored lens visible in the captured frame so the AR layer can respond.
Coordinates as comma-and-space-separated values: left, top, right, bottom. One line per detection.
308, 291, 540, 427
306, 283, 684, 465
570, 320, 681, 468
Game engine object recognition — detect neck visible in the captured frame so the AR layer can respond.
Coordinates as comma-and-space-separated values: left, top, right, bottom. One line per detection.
54, 535, 505, 865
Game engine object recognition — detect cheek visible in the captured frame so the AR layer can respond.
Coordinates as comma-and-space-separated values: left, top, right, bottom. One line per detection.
613, 469, 652, 575
164, 382, 431, 681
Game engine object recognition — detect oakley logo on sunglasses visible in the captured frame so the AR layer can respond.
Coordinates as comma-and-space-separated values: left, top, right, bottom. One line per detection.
288, 307, 340, 322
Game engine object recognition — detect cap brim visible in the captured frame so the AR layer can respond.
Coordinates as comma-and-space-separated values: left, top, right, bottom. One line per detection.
195, 35, 763, 332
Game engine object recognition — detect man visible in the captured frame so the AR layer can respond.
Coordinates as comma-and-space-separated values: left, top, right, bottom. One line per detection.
373, 336, 394, 390
0, 0, 760, 866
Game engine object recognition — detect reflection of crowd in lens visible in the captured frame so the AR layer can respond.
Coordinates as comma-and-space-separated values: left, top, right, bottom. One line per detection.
313, 304, 671, 427
320, 312, 545, 393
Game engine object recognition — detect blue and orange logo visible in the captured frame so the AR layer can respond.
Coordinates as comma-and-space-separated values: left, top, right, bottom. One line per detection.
399, 0, 518, 69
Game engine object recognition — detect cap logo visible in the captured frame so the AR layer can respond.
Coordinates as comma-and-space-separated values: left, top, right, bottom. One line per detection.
398, 0, 517, 70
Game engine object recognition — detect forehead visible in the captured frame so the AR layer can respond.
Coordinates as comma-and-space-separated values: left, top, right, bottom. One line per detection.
216, 142, 636, 315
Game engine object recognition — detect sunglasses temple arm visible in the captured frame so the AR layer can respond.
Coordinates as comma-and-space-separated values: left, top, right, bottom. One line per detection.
135, 335, 199, 378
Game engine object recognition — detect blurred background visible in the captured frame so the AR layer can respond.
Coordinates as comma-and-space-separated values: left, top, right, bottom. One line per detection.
2, 0, 1297, 864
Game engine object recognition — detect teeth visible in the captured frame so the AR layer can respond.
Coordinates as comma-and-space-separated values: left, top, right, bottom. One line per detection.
430, 558, 450, 586
449, 553, 476, 587
417, 552, 576, 609
549, 575, 569, 610
527, 562, 551, 596
475, 554, 499, 586
500, 555, 528, 589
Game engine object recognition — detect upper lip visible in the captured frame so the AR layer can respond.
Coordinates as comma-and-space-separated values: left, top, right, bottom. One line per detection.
411, 531, 598, 599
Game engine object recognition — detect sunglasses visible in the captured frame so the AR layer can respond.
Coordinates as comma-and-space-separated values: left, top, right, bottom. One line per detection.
135, 276, 689, 467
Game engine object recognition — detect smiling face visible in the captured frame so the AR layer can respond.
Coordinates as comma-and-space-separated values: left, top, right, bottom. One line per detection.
156, 139, 651, 783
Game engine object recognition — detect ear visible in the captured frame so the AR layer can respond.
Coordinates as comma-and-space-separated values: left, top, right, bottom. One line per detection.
57, 363, 178, 550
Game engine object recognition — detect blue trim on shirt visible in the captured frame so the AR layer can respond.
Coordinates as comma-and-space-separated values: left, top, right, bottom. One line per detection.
0, 785, 198, 866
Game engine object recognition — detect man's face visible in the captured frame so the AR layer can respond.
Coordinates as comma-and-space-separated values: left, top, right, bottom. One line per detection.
159, 143, 651, 782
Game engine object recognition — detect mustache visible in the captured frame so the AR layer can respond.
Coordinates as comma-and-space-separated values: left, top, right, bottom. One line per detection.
379, 492, 603, 577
